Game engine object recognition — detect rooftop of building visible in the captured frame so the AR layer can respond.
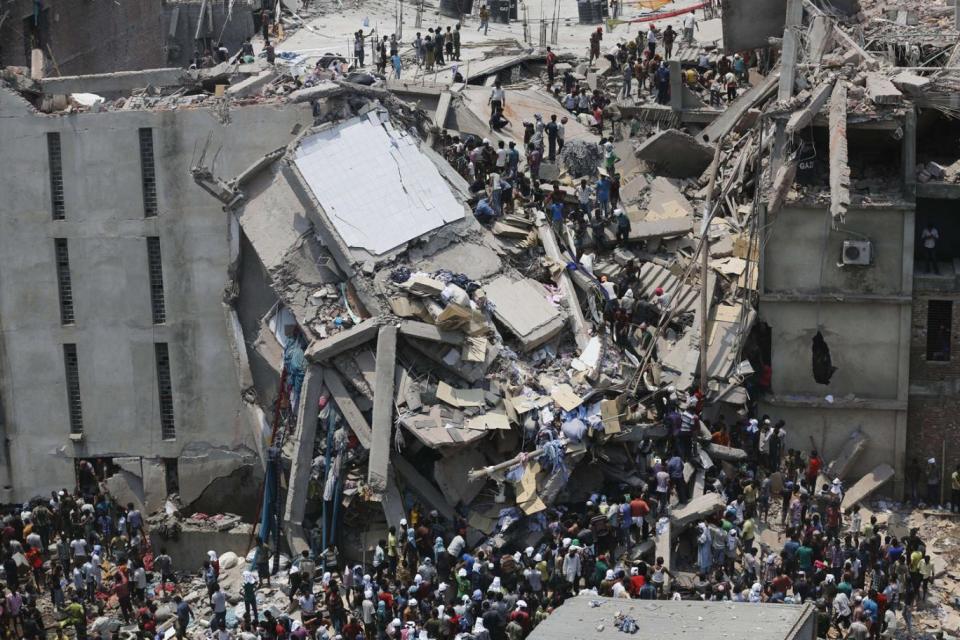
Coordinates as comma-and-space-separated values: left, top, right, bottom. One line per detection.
527, 595, 816, 640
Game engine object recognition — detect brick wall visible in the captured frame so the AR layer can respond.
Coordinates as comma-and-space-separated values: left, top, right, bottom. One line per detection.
906, 396, 960, 499
907, 291, 960, 499
909, 293, 960, 383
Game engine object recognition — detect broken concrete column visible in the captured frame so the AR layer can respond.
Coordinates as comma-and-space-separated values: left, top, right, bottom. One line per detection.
786, 80, 834, 135
537, 221, 591, 350
829, 82, 850, 224
323, 368, 373, 448
367, 325, 398, 497
393, 455, 455, 521
283, 366, 325, 535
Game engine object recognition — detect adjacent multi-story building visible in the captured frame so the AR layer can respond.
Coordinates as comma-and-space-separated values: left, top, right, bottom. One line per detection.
0, 75, 312, 510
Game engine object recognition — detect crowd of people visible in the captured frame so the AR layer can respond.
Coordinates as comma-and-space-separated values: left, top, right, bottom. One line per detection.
0, 402, 951, 640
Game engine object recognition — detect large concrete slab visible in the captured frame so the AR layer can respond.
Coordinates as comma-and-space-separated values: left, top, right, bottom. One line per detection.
398, 320, 464, 345
635, 129, 713, 179
841, 463, 895, 510
483, 276, 566, 351
368, 326, 398, 496
670, 492, 725, 531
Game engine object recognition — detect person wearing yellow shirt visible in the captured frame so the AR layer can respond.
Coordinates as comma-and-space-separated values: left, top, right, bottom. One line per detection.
918, 555, 935, 601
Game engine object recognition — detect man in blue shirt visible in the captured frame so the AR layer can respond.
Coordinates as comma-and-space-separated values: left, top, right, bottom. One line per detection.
596, 175, 611, 217
475, 198, 496, 223
550, 200, 565, 235
506, 141, 520, 178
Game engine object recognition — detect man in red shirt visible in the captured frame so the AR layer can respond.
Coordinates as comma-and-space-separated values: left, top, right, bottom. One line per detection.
805, 450, 823, 487
629, 495, 650, 541
628, 567, 646, 596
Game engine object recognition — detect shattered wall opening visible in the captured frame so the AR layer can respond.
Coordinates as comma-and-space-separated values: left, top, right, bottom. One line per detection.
812, 329, 837, 385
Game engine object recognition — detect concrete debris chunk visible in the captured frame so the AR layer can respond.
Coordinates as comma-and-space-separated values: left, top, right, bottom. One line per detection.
865, 73, 903, 105
483, 276, 566, 351
634, 129, 714, 178
841, 464, 895, 510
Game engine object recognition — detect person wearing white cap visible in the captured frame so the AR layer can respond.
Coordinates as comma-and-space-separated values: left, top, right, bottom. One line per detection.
562, 546, 581, 592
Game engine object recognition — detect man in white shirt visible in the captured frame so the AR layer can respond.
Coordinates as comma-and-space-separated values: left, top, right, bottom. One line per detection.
683, 12, 698, 43
70, 537, 88, 563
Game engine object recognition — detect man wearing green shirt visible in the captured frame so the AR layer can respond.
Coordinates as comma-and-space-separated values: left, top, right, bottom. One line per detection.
797, 542, 814, 573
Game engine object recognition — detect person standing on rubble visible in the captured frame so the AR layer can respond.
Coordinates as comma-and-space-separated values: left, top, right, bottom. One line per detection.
489, 80, 506, 119
589, 28, 602, 64
683, 11, 698, 44
663, 25, 676, 59
546, 46, 558, 87
545, 115, 560, 162
392, 51, 403, 79
621, 62, 633, 99
479, 4, 490, 35
526, 143, 542, 185
434, 27, 445, 65
595, 173, 611, 218
646, 24, 658, 57
656, 61, 670, 105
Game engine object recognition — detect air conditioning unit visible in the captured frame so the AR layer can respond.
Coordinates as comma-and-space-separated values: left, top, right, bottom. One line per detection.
842, 240, 872, 266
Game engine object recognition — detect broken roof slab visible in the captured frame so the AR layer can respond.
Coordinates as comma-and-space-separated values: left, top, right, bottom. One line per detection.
483, 276, 566, 351
453, 86, 598, 148
293, 111, 466, 259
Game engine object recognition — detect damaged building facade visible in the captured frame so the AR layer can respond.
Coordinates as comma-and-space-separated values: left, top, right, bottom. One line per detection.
0, 0, 259, 75
0, 69, 313, 510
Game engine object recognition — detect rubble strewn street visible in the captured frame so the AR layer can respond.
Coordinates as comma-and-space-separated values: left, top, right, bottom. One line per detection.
2, 0, 960, 638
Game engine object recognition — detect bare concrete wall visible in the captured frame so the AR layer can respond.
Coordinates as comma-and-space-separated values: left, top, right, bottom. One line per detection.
764, 207, 909, 296
0, 87, 313, 503
762, 301, 905, 399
